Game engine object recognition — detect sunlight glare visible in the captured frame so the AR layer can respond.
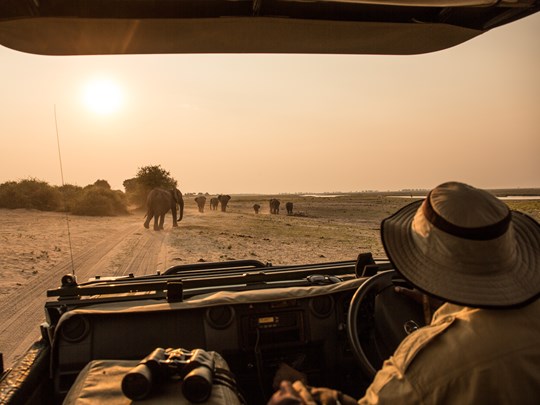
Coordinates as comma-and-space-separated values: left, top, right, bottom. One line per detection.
83, 79, 123, 114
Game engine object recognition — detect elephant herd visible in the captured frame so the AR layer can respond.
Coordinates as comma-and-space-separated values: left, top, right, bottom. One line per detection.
195, 195, 231, 213
144, 187, 294, 231
267, 199, 294, 215
193, 195, 293, 216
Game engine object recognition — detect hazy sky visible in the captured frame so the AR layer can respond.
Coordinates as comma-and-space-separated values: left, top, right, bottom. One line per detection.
1, 14, 539, 194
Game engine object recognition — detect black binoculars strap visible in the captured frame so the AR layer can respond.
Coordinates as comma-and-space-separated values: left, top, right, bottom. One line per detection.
214, 367, 247, 405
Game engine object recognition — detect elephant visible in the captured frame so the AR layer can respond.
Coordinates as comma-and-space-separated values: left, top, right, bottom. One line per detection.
253, 204, 261, 214
218, 194, 231, 212
286, 202, 294, 215
269, 198, 280, 214
143, 187, 184, 231
210, 198, 219, 211
194, 195, 206, 213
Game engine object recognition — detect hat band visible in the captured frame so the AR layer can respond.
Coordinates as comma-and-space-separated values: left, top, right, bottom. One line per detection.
423, 192, 512, 241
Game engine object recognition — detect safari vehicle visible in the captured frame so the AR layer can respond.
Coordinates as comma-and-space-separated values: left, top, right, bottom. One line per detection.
0, 1, 538, 404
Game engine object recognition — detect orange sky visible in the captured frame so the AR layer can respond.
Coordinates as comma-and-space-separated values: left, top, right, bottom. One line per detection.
1, 13, 539, 194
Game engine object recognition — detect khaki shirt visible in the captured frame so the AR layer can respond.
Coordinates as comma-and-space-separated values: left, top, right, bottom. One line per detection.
358, 299, 540, 405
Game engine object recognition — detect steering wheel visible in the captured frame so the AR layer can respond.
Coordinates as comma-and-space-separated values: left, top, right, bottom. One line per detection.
347, 270, 426, 378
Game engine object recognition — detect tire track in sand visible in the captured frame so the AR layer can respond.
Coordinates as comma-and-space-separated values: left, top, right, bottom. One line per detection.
0, 223, 168, 367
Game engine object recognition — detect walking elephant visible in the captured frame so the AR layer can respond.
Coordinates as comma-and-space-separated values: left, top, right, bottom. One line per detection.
143, 187, 184, 231
253, 204, 261, 214
286, 202, 294, 215
218, 194, 231, 212
194, 195, 206, 213
210, 198, 219, 211
269, 198, 280, 214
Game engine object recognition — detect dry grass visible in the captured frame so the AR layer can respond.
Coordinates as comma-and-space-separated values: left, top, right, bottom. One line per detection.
166, 194, 540, 266
2, 194, 538, 283
505, 200, 540, 221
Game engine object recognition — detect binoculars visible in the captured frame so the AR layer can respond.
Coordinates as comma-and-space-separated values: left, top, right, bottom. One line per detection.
121, 347, 215, 403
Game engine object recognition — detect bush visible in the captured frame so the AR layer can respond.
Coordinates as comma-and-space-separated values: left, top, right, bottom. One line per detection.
0, 179, 130, 216
71, 186, 129, 216
57, 184, 83, 212
123, 177, 146, 208
0, 181, 19, 208
0, 179, 62, 211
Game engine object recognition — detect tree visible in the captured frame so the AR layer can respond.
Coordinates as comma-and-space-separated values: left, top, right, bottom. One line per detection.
92, 179, 111, 189
124, 165, 177, 208
135, 165, 177, 190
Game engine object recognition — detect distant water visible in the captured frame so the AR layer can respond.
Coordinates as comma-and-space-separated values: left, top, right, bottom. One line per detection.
387, 196, 425, 199
498, 196, 540, 200
301, 194, 343, 198
389, 195, 540, 200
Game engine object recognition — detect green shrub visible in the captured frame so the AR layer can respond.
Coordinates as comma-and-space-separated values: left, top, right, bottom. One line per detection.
71, 186, 129, 216
0, 179, 129, 216
0, 181, 19, 208
0, 179, 62, 211
56, 184, 84, 212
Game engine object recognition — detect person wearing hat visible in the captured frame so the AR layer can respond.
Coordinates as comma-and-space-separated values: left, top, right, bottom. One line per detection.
268, 181, 540, 405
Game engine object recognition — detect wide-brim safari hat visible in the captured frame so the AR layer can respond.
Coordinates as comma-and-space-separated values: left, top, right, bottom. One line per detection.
381, 181, 540, 308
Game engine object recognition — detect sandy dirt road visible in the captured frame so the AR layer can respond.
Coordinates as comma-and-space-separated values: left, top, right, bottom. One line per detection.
0, 217, 169, 367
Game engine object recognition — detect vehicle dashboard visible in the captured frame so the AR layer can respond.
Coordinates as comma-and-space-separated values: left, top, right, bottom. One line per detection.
49, 276, 370, 403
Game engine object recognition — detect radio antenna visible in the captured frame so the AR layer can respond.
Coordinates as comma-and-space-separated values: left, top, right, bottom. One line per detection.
54, 104, 76, 275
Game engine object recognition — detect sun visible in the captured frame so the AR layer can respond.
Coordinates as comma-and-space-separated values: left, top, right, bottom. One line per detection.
83, 78, 123, 114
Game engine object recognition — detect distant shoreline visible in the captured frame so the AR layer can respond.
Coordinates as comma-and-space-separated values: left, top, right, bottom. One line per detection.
217, 188, 540, 198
